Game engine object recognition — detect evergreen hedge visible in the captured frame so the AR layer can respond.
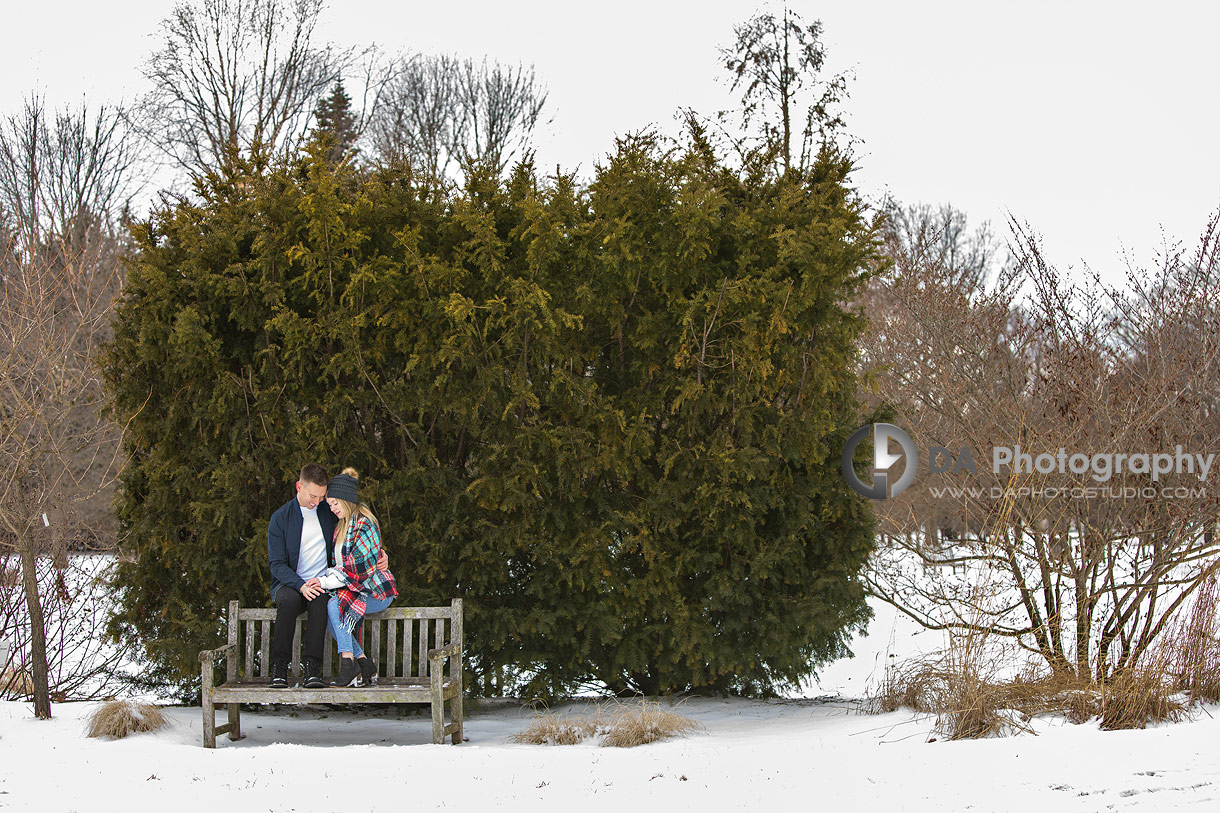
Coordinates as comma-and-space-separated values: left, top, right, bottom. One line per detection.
104, 132, 877, 697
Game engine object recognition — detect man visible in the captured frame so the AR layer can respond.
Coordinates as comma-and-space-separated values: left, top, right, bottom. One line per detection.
267, 463, 337, 688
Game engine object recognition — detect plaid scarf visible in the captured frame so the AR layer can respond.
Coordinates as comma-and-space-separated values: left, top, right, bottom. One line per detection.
333, 515, 397, 633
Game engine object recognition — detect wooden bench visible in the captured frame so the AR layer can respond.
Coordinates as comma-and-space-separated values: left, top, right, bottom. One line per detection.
199, 598, 464, 748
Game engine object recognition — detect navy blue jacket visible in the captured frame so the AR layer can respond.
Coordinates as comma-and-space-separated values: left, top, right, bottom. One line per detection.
268, 496, 338, 600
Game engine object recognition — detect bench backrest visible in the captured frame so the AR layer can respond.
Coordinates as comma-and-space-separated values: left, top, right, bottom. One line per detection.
223, 598, 463, 684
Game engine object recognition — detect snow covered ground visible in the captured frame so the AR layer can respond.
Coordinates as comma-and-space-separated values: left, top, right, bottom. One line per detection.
5, 693, 1220, 811
4, 600, 1219, 811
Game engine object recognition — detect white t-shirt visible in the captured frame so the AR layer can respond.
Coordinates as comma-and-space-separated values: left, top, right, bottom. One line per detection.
295, 505, 328, 581
318, 535, 347, 590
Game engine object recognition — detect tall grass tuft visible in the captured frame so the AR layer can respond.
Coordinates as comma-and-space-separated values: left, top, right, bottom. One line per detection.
600, 697, 702, 747
1099, 648, 1185, 731
511, 698, 702, 747
510, 710, 600, 745
865, 627, 1032, 740
1166, 577, 1220, 704
86, 700, 168, 739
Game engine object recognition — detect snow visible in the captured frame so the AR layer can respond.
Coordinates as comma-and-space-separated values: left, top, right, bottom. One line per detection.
5, 599, 1220, 811
5, 695, 1220, 811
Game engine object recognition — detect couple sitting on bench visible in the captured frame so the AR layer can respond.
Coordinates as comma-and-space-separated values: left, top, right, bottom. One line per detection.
267, 463, 396, 689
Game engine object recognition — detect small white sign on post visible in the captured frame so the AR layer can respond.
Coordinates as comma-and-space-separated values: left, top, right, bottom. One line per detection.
0, 637, 10, 669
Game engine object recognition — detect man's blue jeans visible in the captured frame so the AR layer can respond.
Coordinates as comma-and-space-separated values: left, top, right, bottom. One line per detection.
327, 594, 393, 656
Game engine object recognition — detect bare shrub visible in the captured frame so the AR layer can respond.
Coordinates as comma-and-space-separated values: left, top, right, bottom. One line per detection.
863, 208, 1220, 686
86, 700, 168, 739
0, 556, 136, 702
1, 97, 136, 719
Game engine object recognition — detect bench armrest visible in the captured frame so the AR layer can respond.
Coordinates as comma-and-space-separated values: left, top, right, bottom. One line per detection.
199, 642, 237, 664
427, 642, 460, 662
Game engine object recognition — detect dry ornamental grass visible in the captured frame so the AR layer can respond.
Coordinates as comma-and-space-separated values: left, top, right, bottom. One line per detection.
512, 698, 702, 747
1166, 577, 1220, 705
867, 630, 1190, 738
86, 700, 169, 739
509, 711, 600, 746
1098, 657, 1186, 732
600, 699, 701, 747
0, 667, 34, 698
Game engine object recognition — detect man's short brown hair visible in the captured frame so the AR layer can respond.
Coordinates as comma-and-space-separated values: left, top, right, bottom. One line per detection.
299, 463, 329, 486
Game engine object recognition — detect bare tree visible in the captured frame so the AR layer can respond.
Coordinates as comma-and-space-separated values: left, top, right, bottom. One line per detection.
138, 0, 353, 180
860, 212, 1220, 683
879, 199, 1008, 295
0, 97, 136, 718
719, 4, 848, 174
456, 58, 548, 177
368, 53, 462, 182
368, 53, 548, 184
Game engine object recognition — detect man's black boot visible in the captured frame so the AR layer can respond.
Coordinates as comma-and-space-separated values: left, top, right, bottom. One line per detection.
335, 657, 361, 687
269, 660, 290, 689
302, 657, 326, 689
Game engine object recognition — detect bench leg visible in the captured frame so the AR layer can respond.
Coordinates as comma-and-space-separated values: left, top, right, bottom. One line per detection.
226, 703, 244, 741
202, 701, 216, 748
431, 668, 444, 744
450, 686, 463, 744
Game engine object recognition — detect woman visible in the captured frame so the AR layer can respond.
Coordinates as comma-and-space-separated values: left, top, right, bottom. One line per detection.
317, 467, 398, 687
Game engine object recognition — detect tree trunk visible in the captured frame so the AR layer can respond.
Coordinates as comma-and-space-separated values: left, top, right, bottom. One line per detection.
17, 530, 52, 719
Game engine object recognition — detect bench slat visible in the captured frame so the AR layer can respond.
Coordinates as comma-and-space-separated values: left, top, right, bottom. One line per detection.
244, 620, 255, 678
418, 618, 428, 678
260, 620, 272, 678
385, 617, 395, 679
407, 615, 417, 678
226, 601, 239, 683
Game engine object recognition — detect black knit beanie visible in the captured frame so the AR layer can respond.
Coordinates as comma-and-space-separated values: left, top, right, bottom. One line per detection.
327, 472, 359, 503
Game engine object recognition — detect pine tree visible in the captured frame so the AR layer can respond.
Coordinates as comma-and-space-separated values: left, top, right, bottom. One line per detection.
312, 80, 359, 165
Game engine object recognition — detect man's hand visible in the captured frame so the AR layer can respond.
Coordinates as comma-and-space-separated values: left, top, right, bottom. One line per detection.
376, 550, 389, 573
300, 578, 324, 600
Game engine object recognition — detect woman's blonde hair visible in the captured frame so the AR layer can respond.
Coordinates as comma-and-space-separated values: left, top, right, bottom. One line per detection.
332, 467, 379, 543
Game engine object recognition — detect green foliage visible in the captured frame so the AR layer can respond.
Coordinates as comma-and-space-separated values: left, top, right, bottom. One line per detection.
104, 130, 878, 698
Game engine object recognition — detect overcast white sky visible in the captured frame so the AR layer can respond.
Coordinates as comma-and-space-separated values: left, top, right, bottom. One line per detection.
4, 0, 1218, 285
